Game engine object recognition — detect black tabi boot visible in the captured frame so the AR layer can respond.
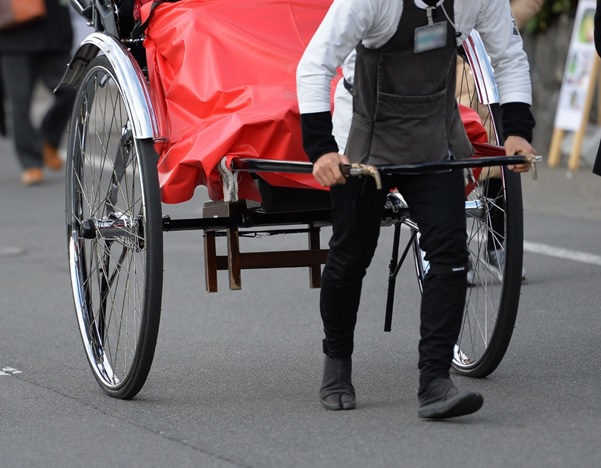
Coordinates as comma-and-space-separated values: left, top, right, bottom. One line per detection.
319, 355, 356, 410
418, 377, 483, 419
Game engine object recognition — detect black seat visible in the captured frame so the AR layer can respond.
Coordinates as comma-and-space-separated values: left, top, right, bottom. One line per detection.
256, 178, 330, 213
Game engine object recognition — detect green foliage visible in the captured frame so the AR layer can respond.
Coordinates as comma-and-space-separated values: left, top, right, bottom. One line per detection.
524, 0, 578, 34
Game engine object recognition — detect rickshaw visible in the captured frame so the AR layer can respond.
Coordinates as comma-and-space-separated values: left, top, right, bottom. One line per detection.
63, 0, 540, 398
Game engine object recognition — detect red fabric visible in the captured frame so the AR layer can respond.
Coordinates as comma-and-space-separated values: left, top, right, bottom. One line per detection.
459, 105, 488, 147
143, 0, 332, 203
133, 0, 152, 21
457, 104, 497, 196
143, 0, 495, 204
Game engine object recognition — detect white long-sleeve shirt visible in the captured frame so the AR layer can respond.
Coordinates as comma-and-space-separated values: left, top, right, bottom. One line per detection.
297, 0, 532, 114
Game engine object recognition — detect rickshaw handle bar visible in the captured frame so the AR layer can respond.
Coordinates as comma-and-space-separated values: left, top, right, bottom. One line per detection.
229, 154, 542, 190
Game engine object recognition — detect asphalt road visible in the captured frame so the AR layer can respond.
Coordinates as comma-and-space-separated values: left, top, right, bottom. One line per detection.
1, 116, 601, 467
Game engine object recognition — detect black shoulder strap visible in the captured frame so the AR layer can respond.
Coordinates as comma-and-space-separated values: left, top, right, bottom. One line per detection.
130, 0, 180, 39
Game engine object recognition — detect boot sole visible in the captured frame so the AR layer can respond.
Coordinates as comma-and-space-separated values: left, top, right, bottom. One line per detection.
418, 392, 483, 419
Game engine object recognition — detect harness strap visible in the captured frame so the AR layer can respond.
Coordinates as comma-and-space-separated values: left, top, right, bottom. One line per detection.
129, 0, 180, 39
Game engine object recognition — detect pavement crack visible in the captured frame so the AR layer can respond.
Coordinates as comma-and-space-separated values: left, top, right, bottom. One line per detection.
7, 373, 253, 468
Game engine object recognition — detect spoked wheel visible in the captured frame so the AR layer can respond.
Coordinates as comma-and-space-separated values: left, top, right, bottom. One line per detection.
454, 169, 523, 377
66, 55, 163, 398
450, 42, 524, 377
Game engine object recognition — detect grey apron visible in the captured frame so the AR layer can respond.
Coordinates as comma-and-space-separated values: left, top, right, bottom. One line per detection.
346, 0, 473, 165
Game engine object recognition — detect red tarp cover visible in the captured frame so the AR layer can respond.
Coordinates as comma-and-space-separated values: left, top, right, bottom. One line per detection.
142, 0, 493, 204
142, 0, 332, 203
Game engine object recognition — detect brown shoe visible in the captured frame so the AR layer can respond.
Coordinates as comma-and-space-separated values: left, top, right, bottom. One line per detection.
43, 142, 63, 171
21, 168, 44, 186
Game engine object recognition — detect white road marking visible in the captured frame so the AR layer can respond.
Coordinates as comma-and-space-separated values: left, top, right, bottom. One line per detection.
524, 241, 601, 266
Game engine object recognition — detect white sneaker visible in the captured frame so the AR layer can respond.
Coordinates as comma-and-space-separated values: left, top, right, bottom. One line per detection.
466, 258, 475, 286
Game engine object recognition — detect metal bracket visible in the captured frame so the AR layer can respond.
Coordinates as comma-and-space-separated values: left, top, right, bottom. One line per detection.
341, 163, 383, 189
525, 154, 543, 180
218, 158, 239, 202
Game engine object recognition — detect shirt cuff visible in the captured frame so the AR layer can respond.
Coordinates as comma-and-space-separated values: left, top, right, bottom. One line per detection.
300, 111, 339, 162
501, 102, 536, 143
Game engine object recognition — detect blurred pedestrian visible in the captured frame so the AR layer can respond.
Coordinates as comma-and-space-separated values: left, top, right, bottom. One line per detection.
0, 0, 75, 186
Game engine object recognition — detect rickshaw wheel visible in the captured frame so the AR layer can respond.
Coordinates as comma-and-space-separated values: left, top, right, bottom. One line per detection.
66, 55, 163, 399
454, 52, 523, 377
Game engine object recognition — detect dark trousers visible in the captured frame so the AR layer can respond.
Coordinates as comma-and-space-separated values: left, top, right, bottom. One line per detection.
1, 52, 75, 169
320, 168, 468, 391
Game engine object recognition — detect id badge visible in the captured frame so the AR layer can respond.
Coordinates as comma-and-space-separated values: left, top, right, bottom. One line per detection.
414, 22, 447, 53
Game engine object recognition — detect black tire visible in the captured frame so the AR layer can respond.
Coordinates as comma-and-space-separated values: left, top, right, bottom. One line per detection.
66, 55, 163, 398
450, 46, 524, 377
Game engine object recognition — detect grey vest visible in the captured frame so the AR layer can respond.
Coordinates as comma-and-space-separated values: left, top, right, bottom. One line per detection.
346, 0, 473, 165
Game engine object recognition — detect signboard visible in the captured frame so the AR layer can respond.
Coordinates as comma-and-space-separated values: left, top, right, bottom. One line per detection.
554, 0, 597, 132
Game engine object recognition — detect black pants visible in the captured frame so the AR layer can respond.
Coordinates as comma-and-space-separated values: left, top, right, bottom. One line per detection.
320, 168, 468, 391
1, 52, 76, 170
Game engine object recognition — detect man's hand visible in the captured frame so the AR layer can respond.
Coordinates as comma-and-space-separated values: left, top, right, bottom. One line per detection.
504, 135, 537, 173
312, 152, 350, 187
